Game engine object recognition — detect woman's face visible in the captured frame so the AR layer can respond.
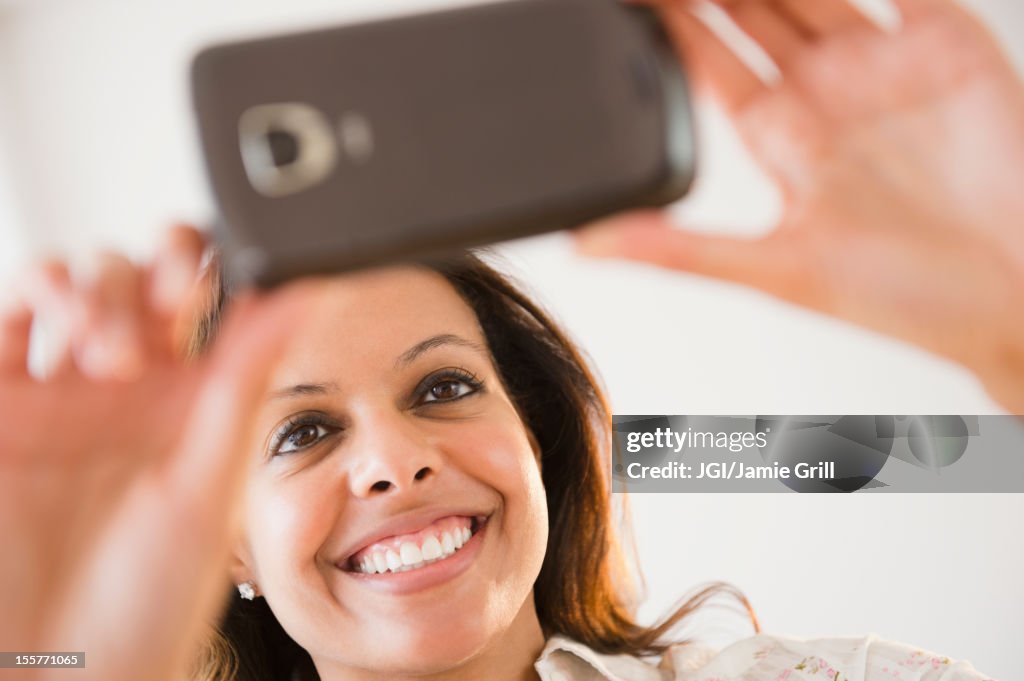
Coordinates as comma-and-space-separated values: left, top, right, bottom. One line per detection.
234, 266, 549, 676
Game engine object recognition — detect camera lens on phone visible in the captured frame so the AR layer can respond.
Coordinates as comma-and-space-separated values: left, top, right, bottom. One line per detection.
266, 129, 300, 168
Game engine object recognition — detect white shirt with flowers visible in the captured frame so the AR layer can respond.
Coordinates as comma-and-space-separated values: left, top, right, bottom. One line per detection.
533, 633, 993, 681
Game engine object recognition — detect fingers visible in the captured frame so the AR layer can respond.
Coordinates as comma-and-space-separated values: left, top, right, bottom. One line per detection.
149, 224, 206, 316
2, 226, 210, 383
890, 0, 944, 22
574, 212, 811, 305
73, 252, 147, 381
890, 0, 987, 37
724, 1, 808, 67
7, 254, 148, 382
0, 300, 33, 377
16, 260, 77, 380
653, 1, 769, 112
653, 0, 878, 113
713, 0, 876, 38
147, 224, 208, 358
712, 0, 878, 65
769, 0, 875, 36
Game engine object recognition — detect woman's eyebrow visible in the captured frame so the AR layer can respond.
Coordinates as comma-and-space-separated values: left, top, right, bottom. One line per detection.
267, 336, 484, 400
268, 381, 340, 401
396, 333, 487, 368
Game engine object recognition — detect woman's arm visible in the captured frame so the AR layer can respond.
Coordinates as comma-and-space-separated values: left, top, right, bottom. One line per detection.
576, 0, 1024, 412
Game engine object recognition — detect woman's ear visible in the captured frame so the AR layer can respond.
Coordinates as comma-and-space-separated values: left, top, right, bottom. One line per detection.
229, 544, 257, 591
527, 428, 542, 469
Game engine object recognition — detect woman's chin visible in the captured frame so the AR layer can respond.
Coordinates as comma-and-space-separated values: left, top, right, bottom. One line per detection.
354, 621, 493, 675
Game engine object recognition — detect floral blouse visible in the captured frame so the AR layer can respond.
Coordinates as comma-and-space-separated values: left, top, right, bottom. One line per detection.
533, 633, 994, 681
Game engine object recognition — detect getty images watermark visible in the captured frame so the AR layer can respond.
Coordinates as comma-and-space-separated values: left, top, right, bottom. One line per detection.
611, 415, 1024, 493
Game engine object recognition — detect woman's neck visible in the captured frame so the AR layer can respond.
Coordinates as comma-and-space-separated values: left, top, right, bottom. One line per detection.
315, 597, 546, 681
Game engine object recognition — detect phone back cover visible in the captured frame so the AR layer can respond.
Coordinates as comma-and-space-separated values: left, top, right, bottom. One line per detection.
192, 0, 694, 285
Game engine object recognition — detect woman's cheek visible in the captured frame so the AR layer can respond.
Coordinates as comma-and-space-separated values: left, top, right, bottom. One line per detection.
248, 476, 339, 586
453, 418, 540, 496
451, 417, 549, 563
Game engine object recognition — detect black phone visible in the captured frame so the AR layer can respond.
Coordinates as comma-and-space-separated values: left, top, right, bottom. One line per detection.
191, 0, 695, 287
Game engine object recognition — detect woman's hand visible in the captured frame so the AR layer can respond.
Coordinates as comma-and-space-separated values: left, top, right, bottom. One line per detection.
0, 227, 308, 681
576, 0, 1024, 411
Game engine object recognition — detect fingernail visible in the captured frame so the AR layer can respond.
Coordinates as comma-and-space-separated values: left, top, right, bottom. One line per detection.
152, 254, 198, 313
80, 318, 144, 381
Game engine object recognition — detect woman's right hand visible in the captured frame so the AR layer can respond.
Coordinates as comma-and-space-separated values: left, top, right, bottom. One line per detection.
0, 226, 309, 681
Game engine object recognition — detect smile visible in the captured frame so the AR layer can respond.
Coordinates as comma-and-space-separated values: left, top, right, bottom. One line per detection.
345, 515, 486, 575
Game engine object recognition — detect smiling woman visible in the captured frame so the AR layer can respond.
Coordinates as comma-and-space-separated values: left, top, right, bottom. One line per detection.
0, 228, 994, 681
185, 250, 754, 681
3, 0, 1021, 676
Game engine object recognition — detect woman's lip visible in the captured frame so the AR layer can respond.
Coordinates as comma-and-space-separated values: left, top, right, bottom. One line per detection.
339, 516, 489, 595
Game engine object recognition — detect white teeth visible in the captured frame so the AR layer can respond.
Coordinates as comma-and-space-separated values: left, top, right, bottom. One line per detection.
353, 521, 481, 575
400, 542, 423, 566
421, 535, 442, 560
441, 531, 456, 555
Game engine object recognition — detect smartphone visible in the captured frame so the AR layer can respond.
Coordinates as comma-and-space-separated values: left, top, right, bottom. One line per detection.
191, 0, 695, 287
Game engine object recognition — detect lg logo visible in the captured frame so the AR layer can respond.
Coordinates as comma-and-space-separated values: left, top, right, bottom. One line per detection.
238, 103, 374, 198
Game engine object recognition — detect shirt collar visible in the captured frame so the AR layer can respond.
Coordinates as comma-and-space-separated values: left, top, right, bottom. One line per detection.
534, 634, 669, 681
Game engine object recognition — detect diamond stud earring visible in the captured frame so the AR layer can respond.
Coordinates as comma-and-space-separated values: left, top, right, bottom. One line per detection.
237, 581, 257, 601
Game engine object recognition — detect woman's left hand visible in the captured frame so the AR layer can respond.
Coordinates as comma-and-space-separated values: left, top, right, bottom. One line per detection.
575, 0, 1024, 411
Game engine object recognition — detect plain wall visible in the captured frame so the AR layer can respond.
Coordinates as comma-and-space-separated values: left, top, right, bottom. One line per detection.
0, 0, 1019, 677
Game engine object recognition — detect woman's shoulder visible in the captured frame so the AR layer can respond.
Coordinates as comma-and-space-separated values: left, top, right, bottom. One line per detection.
536, 633, 994, 681
662, 633, 993, 681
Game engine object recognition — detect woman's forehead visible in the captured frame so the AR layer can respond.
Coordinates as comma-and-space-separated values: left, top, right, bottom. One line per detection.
269, 266, 487, 380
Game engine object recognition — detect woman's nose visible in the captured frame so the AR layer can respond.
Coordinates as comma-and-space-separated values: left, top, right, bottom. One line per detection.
345, 409, 443, 498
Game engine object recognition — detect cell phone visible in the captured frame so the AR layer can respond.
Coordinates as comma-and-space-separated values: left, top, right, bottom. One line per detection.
191, 0, 695, 287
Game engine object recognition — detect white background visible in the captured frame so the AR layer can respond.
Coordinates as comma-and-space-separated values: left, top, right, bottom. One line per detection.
0, 0, 1020, 677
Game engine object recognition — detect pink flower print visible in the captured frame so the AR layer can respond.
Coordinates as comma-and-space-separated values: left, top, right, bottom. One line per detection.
775, 670, 792, 681
791, 657, 849, 681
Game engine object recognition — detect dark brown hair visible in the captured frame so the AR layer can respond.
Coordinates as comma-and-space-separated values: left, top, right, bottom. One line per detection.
189, 252, 758, 681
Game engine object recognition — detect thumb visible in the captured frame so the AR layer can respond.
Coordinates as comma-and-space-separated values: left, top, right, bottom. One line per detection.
573, 211, 805, 299
166, 280, 318, 512
52, 281, 322, 681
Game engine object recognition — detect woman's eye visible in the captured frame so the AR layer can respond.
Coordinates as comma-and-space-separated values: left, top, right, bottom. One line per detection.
423, 378, 476, 403
277, 423, 330, 454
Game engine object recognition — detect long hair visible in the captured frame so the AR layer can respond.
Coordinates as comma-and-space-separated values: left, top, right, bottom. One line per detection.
188, 252, 758, 681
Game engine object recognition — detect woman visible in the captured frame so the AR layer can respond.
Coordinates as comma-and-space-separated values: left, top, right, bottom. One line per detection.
0, 243, 991, 681
1, 0, 1020, 678
188, 251, 754, 680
